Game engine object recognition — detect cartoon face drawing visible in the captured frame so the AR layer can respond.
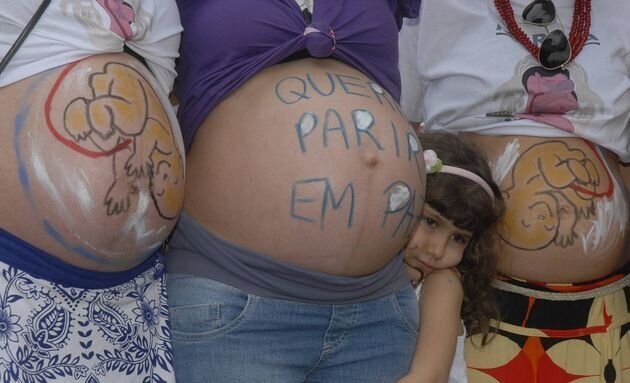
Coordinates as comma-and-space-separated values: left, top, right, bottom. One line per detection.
150, 155, 185, 220
502, 192, 559, 250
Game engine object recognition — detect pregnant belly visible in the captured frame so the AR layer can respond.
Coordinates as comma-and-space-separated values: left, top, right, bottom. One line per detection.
461, 134, 628, 283
0, 53, 185, 271
184, 58, 426, 277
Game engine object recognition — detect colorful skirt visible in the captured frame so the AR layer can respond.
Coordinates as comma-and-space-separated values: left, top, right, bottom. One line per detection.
466, 271, 630, 383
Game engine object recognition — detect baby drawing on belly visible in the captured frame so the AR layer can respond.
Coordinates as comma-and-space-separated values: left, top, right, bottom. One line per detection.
500, 141, 603, 250
60, 61, 184, 220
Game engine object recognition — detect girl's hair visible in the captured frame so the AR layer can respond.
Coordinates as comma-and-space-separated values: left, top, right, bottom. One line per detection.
419, 132, 505, 341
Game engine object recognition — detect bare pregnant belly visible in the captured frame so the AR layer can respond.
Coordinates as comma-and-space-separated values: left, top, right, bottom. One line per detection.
184, 58, 426, 277
461, 133, 629, 283
0, 53, 185, 271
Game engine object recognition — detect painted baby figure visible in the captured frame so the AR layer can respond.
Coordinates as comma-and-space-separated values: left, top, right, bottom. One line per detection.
400, 132, 504, 383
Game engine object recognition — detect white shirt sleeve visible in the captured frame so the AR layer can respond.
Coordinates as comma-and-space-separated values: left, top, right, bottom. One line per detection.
126, 0, 183, 94
398, 16, 424, 123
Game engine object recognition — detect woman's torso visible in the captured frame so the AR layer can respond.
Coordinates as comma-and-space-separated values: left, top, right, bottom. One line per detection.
461, 134, 628, 283
0, 53, 185, 271
184, 58, 425, 277
399, 0, 629, 283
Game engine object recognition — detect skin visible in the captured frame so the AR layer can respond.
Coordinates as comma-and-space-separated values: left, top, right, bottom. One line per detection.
500, 141, 599, 250
399, 205, 473, 383
184, 58, 425, 277
460, 134, 627, 283
0, 53, 184, 271
64, 61, 185, 219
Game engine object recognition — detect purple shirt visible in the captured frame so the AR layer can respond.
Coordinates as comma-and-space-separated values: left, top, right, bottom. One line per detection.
175, 0, 420, 149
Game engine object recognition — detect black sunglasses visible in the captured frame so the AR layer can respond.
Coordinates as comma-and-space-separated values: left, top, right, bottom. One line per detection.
523, 0, 556, 25
522, 0, 570, 70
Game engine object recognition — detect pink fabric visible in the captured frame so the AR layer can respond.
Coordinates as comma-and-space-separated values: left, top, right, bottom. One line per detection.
516, 72, 579, 133
97, 0, 135, 40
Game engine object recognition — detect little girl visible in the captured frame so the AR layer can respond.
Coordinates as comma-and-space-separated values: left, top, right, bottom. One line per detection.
400, 132, 505, 383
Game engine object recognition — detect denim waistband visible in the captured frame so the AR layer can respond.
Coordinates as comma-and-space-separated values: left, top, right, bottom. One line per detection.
0, 227, 161, 289
166, 212, 411, 304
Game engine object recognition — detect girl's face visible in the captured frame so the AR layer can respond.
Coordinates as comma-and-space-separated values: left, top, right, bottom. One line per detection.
405, 205, 472, 281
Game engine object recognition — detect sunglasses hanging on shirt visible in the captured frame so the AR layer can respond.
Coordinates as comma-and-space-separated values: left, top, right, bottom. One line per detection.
522, 0, 556, 24
495, 0, 591, 70
522, 0, 570, 69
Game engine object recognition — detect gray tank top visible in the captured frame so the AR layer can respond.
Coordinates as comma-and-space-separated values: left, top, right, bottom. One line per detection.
166, 212, 410, 304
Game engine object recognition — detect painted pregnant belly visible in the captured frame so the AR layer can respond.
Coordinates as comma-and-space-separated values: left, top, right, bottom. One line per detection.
16, 58, 185, 264
496, 139, 625, 258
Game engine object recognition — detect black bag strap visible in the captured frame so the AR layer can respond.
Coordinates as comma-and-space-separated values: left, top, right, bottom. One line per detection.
0, 0, 52, 77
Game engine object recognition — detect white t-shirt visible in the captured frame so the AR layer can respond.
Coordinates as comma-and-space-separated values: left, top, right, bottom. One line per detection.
399, 0, 630, 163
0, 0, 182, 94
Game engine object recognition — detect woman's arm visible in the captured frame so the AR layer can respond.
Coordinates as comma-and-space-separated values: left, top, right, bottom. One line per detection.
399, 268, 464, 383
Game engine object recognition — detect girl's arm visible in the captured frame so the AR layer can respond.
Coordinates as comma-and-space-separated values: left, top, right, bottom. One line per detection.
398, 268, 464, 383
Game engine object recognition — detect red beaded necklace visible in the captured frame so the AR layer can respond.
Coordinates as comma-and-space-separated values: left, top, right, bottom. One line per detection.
494, 0, 591, 65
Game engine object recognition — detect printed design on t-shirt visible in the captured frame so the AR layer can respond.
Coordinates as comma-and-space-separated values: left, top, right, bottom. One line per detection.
515, 66, 578, 133
62, 0, 153, 47
490, 43, 604, 134
96, 0, 135, 40
45, 60, 185, 220
499, 140, 613, 251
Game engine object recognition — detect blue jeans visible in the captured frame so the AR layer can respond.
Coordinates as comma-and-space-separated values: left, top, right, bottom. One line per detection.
167, 273, 419, 382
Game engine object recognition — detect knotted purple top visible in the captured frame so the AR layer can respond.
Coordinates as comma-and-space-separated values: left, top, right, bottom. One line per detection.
174, 0, 420, 150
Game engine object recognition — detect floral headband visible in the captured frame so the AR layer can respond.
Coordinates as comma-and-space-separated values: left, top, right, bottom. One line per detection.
423, 150, 495, 200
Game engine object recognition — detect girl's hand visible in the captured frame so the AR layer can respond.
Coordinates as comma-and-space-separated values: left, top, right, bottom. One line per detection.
397, 373, 420, 383
404, 261, 424, 286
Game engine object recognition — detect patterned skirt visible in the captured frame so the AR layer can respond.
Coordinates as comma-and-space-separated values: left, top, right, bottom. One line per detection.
466, 271, 630, 383
0, 229, 174, 383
